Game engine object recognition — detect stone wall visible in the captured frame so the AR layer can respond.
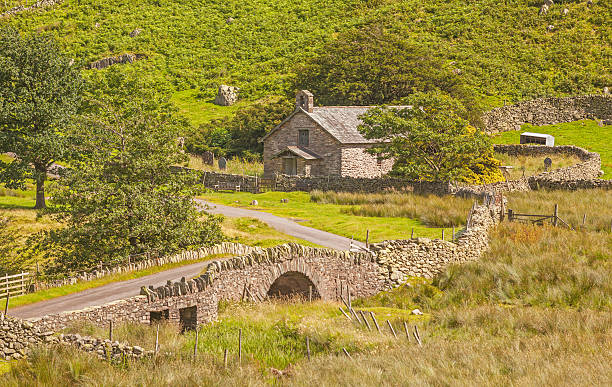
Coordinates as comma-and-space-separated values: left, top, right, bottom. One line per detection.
493, 144, 603, 186
0, 316, 150, 360
274, 174, 452, 194
482, 94, 612, 133
529, 178, 612, 191
372, 194, 504, 287
89, 53, 146, 70
200, 171, 260, 193
0, 0, 62, 18
37, 242, 257, 291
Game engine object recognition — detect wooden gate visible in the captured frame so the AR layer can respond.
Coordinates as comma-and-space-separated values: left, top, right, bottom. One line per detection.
0, 272, 33, 298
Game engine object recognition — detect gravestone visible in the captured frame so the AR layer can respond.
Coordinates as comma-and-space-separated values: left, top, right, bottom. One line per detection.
201, 151, 214, 166
218, 157, 227, 170
544, 157, 552, 171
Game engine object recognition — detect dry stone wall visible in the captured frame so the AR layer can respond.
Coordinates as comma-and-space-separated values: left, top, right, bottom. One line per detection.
372, 195, 503, 287
482, 94, 612, 133
0, 0, 62, 18
274, 174, 452, 194
0, 316, 149, 361
38, 242, 256, 291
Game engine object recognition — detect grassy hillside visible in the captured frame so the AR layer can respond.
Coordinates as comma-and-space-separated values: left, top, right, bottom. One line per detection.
2, 0, 609, 127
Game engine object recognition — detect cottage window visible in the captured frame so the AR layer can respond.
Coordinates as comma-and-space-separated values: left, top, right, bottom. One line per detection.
298, 130, 309, 147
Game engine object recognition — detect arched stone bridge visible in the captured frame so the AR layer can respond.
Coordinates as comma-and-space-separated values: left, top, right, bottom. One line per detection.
32, 196, 503, 332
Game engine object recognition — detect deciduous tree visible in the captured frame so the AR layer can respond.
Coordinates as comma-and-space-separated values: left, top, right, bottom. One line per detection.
0, 27, 83, 208
358, 92, 502, 184
38, 72, 223, 272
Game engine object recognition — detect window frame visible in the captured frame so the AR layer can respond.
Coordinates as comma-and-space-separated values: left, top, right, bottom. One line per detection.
298, 129, 310, 147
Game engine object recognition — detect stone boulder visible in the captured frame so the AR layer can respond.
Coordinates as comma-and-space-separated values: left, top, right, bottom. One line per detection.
214, 85, 239, 106
129, 28, 142, 38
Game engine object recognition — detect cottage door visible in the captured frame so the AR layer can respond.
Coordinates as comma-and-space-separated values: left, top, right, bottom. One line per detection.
283, 158, 297, 175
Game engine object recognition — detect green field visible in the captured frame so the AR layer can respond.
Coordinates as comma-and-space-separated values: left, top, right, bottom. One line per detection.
200, 191, 462, 243
492, 120, 612, 179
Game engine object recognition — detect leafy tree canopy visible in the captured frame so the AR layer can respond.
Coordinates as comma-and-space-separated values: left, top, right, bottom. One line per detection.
294, 24, 482, 122
186, 97, 293, 159
36, 71, 224, 272
358, 92, 503, 184
0, 27, 83, 208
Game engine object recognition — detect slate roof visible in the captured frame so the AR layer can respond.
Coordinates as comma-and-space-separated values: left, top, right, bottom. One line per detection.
272, 146, 322, 160
262, 106, 411, 144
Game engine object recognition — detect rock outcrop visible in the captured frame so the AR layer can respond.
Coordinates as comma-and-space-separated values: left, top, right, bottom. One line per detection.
89, 53, 146, 70
214, 85, 239, 106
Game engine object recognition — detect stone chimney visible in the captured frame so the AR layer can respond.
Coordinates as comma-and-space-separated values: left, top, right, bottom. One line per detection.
296, 90, 314, 113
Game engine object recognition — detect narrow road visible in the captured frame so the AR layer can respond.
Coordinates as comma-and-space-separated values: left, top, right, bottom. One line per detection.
11, 260, 208, 319
12, 201, 362, 320
196, 199, 364, 251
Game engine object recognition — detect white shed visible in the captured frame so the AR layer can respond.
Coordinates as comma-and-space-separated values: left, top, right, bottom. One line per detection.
520, 132, 555, 146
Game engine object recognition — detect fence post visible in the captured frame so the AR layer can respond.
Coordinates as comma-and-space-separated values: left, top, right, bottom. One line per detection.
306, 336, 311, 361
365, 230, 370, 249
193, 329, 199, 362
508, 209, 514, 222
238, 328, 242, 364
308, 285, 312, 302
553, 204, 558, 227
3, 292, 9, 319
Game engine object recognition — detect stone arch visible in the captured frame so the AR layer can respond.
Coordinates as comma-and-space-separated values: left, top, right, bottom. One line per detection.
267, 271, 320, 299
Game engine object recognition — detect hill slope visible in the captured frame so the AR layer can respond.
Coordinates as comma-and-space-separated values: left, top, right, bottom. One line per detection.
2, 0, 610, 127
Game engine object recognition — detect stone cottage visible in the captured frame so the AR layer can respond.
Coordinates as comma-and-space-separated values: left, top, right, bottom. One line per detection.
262, 90, 402, 178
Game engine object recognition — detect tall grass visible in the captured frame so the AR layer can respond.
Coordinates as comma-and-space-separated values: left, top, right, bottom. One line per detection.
2, 219, 611, 385
506, 188, 612, 232
310, 191, 473, 227
185, 154, 263, 177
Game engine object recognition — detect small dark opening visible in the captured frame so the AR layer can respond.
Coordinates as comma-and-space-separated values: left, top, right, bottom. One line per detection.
179, 306, 198, 332
268, 271, 319, 299
150, 309, 169, 324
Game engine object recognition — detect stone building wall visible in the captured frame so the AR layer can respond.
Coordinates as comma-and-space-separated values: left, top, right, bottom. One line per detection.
263, 112, 341, 178
482, 94, 612, 133
340, 145, 394, 178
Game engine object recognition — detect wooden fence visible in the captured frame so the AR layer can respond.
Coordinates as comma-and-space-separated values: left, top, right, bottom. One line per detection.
0, 272, 33, 299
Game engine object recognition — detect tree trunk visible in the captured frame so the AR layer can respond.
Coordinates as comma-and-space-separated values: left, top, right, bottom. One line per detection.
34, 167, 46, 209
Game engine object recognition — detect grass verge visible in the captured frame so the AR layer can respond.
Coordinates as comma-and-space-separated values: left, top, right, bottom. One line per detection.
199, 191, 455, 242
